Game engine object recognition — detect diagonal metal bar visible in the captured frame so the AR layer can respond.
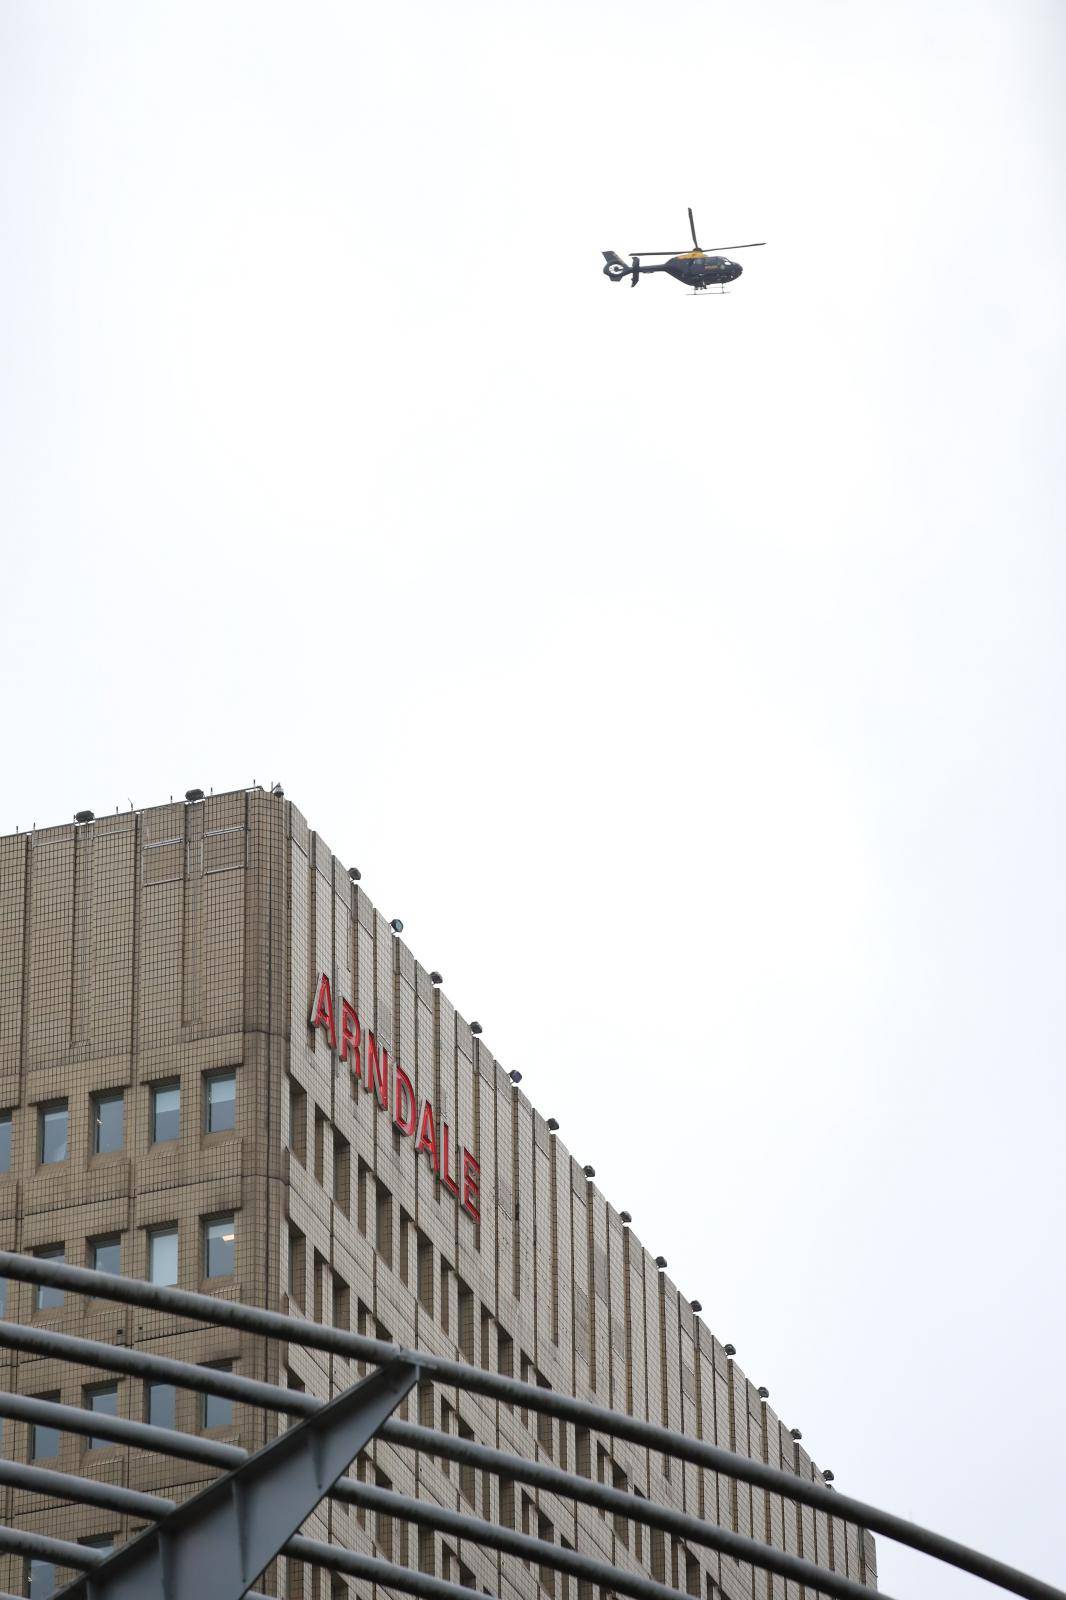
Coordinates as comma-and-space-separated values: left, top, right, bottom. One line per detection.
55, 1358, 418, 1600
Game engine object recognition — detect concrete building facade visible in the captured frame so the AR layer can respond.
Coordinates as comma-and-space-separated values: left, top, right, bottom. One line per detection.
0, 788, 876, 1600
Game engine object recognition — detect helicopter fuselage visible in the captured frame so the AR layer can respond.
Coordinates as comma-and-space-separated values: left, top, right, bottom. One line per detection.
602, 249, 742, 290
663, 251, 742, 288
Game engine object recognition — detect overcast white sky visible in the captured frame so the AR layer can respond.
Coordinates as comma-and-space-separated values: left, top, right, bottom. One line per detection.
2, 2, 1064, 1595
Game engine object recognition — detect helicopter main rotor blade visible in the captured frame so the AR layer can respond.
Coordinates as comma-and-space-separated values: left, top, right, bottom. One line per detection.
627, 250, 688, 256
688, 206, 700, 249
701, 242, 767, 251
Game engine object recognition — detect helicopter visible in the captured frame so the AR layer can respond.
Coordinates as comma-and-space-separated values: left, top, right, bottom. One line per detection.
603, 207, 764, 292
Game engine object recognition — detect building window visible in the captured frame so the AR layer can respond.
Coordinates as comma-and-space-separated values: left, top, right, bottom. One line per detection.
204, 1071, 236, 1134
289, 1080, 306, 1163
333, 1271, 350, 1331
146, 1381, 176, 1429
203, 1215, 236, 1278
90, 1234, 121, 1276
151, 1082, 180, 1144
80, 1535, 114, 1553
38, 1101, 68, 1164
314, 1109, 326, 1184
148, 1227, 178, 1287
288, 1226, 305, 1308
0, 1110, 11, 1172
86, 1381, 119, 1447
92, 1091, 124, 1155
417, 1232, 433, 1314
201, 1362, 233, 1429
333, 1132, 350, 1215
34, 1246, 64, 1310
26, 1558, 56, 1599
376, 1184, 393, 1268
31, 1397, 61, 1460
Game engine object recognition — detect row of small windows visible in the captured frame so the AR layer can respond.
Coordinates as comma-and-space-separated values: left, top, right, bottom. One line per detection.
0, 1072, 235, 1172
25, 1365, 235, 1464
0, 1215, 238, 1321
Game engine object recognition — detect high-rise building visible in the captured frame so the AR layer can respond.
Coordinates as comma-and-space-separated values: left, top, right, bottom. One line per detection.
0, 788, 876, 1600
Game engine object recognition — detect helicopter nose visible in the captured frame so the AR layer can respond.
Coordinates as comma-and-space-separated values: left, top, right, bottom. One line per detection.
731, 263, 743, 279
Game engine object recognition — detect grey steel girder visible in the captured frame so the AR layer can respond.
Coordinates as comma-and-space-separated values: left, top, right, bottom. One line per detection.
55, 1357, 418, 1600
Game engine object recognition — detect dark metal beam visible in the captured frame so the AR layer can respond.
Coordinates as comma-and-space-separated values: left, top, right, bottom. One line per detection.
55, 1358, 417, 1600
0, 1398, 879, 1600
1, 1251, 1063, 1600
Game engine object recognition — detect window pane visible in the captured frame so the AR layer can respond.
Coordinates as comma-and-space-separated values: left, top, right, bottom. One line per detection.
148, 1228, 178, 1287
91, 1235, 121, 1275
31, 1399, 61, 1459
93, 1093, 124, 1155
205, 1073, 235, 1133
87, 1383, 118, 1447
39, 1103, 68, 1164
147, 1381, 176, 1429
204, 1215, 235, 1278
28, 1558, 56, 1599
0, 1111, 11, 1172
34, 1247, 64, 1310
152, 1083, 180, 1143
201, 1365, 233, 1429
80, 1535, 114, 1553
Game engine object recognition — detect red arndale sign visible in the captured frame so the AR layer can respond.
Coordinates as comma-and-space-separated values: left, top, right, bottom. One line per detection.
310, 974, 480, 1223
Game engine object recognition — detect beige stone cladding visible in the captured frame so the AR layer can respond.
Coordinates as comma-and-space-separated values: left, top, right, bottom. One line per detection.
0, 790, 876, 1600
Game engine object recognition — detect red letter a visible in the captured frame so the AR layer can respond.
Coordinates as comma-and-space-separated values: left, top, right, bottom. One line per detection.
310, 974, 336, 1049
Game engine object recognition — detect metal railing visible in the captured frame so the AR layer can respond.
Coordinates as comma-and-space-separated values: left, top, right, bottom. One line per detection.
0, 1252, 1060, 1600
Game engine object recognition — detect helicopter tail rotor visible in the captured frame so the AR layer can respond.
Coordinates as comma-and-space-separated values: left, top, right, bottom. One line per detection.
602, 250, 631, 282
630, 255, 641, 286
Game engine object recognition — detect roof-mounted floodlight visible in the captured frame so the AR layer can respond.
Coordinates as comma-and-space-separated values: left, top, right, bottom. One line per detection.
271, 783, 284, 797
348, 867, 361, 881
509, 1070, 522, 1084
74, 810, 94, 824
724, 1343, 736, 1356
583, 1164, 596, 1179
470, 1021, 483, 1035
546, 1117, 559, 1132
758, 1387, 770, 1400
390, 919, 404, 934
619, 1210, 632, 1224
691, 1300, 703, 1313
185, 789, 205, 803
823, 1469, 835, 1483
790, 1428, 803, 1440
430, 971, 443, 985
655, 1256, 667, 1270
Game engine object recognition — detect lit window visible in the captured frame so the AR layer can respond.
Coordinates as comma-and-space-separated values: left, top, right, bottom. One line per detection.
151, 1083, 180, 1144
201, 1362, 234, 1429
204, 1215, 235, 1278
27, 1557, 56, 1599
146, 1381, 176, 1429
204, 1072, 236, 1133
86, 1382, 119, 1447
31, 1397, 61, 1460
90, 1234, 121, 1275
92, 1092, 124, 1155
0, 1110, 11, 1172
39, 1101, 68, 1164
148, 1227, 178, 1287
34, 1246, 64, 1310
